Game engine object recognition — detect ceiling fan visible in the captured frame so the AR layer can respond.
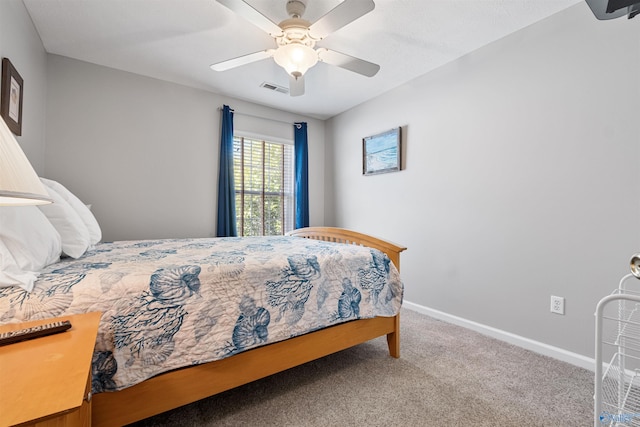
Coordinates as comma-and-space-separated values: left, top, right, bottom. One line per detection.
211, 0, 380, 96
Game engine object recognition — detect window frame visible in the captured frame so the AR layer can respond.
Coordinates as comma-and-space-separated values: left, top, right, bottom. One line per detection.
233, 131, 295, 237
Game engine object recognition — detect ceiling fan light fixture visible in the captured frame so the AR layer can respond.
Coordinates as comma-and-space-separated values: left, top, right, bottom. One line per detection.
273, 43, 318, 77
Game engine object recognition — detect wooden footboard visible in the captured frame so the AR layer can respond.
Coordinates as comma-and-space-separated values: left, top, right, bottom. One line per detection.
92, 227, 406, 427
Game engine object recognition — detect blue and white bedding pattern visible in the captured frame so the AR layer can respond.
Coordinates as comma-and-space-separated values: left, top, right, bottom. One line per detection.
0, 236, 403, 392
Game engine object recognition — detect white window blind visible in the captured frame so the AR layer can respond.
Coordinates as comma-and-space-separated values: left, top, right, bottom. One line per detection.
233, 135, 294, 236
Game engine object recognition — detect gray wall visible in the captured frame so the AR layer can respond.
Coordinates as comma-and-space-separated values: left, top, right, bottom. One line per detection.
44, 56, 325, 241
0, 0, 48, 174
326, 3, 640, 358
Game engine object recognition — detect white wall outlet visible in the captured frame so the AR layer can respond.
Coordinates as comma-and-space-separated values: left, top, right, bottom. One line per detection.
550, 295, 565, 315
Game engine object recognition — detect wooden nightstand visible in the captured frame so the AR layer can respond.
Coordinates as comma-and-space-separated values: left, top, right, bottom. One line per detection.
0, 312, 101, 427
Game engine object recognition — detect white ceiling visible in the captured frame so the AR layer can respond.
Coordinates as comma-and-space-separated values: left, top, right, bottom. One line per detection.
23, 0, 582, 119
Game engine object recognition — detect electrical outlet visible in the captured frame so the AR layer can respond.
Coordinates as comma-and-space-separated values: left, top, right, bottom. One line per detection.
550, 296, 565, 315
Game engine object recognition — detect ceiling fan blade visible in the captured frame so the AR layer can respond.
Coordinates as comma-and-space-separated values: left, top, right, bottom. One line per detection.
309, 0, 375, 39
317, 48, 379, 77
289, 74, 305, 97
216, 0, 283, 36
210, 50, 274, 71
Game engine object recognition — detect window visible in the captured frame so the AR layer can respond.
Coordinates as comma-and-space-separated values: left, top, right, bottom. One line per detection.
233, 135, 294, 236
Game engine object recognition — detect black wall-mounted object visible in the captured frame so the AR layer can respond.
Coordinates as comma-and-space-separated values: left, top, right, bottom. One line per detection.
585, 0, 640, 20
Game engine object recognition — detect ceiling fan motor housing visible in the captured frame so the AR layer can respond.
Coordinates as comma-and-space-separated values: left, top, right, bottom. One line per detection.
277, 18, 316, 47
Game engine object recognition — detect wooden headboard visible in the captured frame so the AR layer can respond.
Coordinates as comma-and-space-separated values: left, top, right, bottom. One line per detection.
286, 226, 407, 271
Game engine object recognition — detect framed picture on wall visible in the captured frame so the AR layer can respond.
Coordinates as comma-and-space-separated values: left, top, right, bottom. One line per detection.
1, 58, 24, 136
362, 127, 401, 175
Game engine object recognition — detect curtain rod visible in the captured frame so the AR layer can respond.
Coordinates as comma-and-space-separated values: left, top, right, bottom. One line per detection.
218, 107, 299, 126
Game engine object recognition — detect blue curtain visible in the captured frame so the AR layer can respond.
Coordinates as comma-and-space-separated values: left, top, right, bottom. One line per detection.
216, 105, 237, 237
294, 122, 309, 229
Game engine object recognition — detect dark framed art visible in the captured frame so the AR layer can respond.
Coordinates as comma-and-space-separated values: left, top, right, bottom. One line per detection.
1, 58, 24, 136
363, 127, 401, 175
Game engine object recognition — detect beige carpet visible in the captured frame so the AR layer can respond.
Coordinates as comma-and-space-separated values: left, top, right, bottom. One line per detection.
128, 308, 593, 426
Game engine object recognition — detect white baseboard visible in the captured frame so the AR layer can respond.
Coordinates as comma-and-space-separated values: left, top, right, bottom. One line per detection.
403, 300, 595, 372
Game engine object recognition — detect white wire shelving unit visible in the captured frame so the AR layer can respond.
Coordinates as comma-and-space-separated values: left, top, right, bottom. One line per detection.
595, 260, 640, 427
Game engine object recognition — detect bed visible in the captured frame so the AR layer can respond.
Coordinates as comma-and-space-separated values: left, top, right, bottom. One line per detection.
0, 223, 406, 427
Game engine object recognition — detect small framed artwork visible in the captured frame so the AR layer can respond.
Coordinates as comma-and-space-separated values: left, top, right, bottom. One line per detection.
363, 127, 402, 175
1, 58, 24, 135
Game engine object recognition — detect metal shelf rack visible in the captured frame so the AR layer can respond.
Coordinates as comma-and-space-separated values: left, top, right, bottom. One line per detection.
595, 255, 640, 427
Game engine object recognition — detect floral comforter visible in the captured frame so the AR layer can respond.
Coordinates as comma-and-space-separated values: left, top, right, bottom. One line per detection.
0, 236, 403, 392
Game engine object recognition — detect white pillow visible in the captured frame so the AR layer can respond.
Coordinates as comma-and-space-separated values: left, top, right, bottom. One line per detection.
38, 185, 91, 258
0, 206, 62, 292
40, 178, 102, 245
0, 240, 39, 291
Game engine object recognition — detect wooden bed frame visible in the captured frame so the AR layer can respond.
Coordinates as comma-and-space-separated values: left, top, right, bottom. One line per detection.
92, 227, 406, 427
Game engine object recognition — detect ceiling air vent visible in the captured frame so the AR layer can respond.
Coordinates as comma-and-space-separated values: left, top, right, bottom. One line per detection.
260, 82, 288, 94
